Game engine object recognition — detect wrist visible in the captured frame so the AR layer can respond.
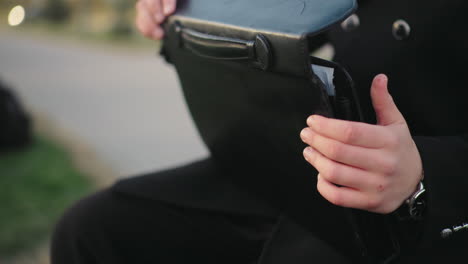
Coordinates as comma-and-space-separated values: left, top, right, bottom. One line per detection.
395, 170, 426, 221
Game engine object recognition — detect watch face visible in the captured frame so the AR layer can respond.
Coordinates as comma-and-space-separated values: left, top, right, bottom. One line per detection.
394, 184, 426, 222
409, 198, 426, 219
408, 189, 426, 220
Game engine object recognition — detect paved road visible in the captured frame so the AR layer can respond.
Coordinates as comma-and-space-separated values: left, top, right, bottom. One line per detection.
0, 29, 208, 180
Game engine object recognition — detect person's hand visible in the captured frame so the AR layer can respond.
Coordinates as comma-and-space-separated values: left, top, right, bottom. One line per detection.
135, 0, 177, 40
300, 74, 423, 214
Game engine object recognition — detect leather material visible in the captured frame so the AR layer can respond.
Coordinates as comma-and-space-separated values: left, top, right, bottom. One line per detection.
165, 0, 357, 77
161, 0, 364, 261
175, 24, 273, 70
173, 0, 356, 34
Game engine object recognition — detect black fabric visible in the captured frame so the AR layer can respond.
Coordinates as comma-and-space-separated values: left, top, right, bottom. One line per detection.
52, 182, 356, 264
51, 188, 277, 264
258, 216, 349, 264
114, 160, 363, 261
113, 159, 279, 217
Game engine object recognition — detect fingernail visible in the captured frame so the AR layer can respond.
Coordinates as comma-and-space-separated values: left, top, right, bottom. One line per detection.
163, 4, 174, 15
304, 147, 315, 155
303, 147, 313, 161
307, 115, 317, 126
377, 74, 388, 85
300, 128, 309, 140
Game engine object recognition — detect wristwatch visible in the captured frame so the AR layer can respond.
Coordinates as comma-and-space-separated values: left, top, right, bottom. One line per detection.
394, 172, 426, 221
405, 181, 426, 219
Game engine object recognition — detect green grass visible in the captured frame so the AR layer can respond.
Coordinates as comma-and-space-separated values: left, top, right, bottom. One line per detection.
0, 136, 93, 258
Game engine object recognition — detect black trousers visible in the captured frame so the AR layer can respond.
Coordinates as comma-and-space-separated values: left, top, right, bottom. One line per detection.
50, 159, 350, 264
51, 188, 279, 264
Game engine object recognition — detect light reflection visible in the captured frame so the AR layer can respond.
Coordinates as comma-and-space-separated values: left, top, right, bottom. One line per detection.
8, 5, 26, 27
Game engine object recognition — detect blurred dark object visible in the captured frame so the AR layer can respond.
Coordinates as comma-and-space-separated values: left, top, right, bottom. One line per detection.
42, 0, 70, 23
0, 80, 32, 151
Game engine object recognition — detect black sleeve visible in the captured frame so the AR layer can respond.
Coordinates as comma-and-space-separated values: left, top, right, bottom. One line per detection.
413, 135, 468, 244
410, 1, 468, 248
386, 135, 468, 260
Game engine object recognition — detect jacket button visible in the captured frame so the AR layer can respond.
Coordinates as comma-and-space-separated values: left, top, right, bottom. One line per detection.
341, 14, 360, 32
441, 228, 453, 239
392, 19, 411, 40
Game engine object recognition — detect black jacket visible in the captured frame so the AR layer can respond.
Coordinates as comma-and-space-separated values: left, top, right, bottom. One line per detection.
329, 1, 468, 261
115, 1, 468, 263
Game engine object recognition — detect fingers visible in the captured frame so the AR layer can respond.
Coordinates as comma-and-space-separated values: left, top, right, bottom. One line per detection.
136, 0, 163, 40
300, 127, 391, 172
370, 74, 405, 126
303, 147, 373, 190
136, 0, 177, 40
306, 115, 393, 149
317, 174, 386, 212
162, 0, 177, 15
302, 74, 420, 214
149, 0, 164, 23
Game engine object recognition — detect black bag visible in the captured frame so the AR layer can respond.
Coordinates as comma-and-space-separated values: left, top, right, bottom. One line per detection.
161, 0, 370, 260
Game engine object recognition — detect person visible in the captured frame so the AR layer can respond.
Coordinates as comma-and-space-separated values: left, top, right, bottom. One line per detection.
51, 0, 468, 263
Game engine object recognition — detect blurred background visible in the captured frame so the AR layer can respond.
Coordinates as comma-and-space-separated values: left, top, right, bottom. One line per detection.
0, 1, 208, 263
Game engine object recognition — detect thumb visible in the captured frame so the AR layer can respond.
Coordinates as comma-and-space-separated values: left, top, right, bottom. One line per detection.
371, 74, 405, 126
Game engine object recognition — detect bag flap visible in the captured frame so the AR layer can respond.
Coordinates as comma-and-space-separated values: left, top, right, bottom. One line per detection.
159, 4, 364, 254
173, 0, 356, 37
164, 0, 357, 77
